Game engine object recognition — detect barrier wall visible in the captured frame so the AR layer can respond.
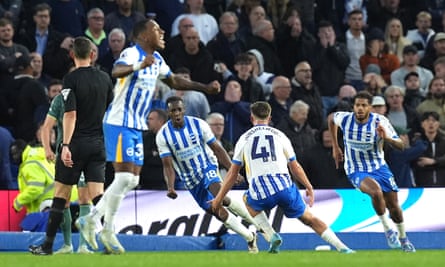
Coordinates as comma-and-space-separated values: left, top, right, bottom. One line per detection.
1, 188, 444, 235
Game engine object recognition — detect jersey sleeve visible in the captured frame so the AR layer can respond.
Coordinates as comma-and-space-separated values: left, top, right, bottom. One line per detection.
333, 111, 349, 128
280, 132, 297, 162
47, 94, 63, 120
231, 137, 245, 166
114, 47, 138, 66
199, 118, 216, 145
154, 51, 172, 79
156, 126, 172, 158
378, 115, 399, 139
61, 75, 76, 112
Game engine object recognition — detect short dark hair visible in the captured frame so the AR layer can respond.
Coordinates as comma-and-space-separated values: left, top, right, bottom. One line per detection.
234, 53, 252, 64
404, 71, 419, 82
34, 3, 51, 15
250, 101, 271, 120
348, 9, 363, 18
318, 20, 333, 29
353, 90, 373, 104
421, 111, 440, 122
166, 95, 184, 107
73, 37, 92, 59
149, 108, 168, 122
48, 79, 63, 87
133, 19, 151, 40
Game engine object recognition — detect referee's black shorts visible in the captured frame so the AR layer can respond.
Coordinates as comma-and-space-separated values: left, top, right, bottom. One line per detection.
56, 136, 106, 185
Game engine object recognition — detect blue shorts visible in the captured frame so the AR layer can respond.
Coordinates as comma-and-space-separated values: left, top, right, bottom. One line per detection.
103, 123, 144, 166
246, 183, 306, 219
348, 165, 399, 192
188, 166, 222, 211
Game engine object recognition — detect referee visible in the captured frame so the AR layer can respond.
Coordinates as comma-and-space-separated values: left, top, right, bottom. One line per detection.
30, 36, 114, 255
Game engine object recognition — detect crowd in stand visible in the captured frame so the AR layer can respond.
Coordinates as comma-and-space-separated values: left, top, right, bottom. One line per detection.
1, 0, 445, 191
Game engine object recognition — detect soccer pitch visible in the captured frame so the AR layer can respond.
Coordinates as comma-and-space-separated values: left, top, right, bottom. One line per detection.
1, 250, 444, 267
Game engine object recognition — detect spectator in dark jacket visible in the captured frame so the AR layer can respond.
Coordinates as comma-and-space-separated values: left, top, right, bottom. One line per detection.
268, 76, 292, 126
275, 99, 317, 159
312, 20, 350, 118
210, 80, 251, 145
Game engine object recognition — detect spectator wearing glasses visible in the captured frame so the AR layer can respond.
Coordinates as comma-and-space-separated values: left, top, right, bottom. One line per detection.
268, 76, 292, 126
163, 16, 197, 61
84, 8, 108, 61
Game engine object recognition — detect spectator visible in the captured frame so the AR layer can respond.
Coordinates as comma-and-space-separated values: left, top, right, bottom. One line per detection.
385, 126, 427, 188
390, 45, 433, 97
16, 3, 64, 59
0, 0, 21, 29
46, 78, 63, 103
420, 32, 445, 71
104, 0, 145, 39
10, 54, 49, 142
405, 11, 435, 59
237, 3, 266, 41
206, 112, 235, 181
275, 14, 316, 79
84, 7, 108, 60
384, 18, 412, 62
275, 99, 317, 158
30, 52, 51, 88
371, 95, 387, 115
162, 67, 210, 120
10, 139, 55, 214
384, 85, 422, 138
145, 0, 183, 37
170, 0, 219, 45
300, 124, 352, 189
247, 49, 275, 99
290, 61, 323, 131
416, 77, 445, 134
343, 9, 366, 91
210, 80, 251, 145
49, 0, 86, 37
313, 20, 350, 118
433, 56, 445, 78
412, 111, 445, 187
168, 27, 218, 84
162, 16, 197, 62
359, 27, 400, 85
367, 0, 414, 34
207, 11, 246, 74
97, 27, 126, 80
42, 33, 75, 80
0, 126, 15, 189
245, 19, 283, 75
0, 18, 30, 106
267, 75, 292, 126
139, 109, 168, 190
403, 72, 425, 110
362, 64, 387, 96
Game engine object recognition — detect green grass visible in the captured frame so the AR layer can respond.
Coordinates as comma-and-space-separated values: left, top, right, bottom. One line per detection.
1, 250, 444, 267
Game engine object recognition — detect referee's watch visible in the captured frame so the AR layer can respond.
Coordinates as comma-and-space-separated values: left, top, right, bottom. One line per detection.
62, 143, 70, 147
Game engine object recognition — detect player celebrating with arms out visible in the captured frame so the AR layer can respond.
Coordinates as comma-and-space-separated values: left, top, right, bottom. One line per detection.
211, 101, 354, 253
76, 19, 220, 254
328, 91, 415, 252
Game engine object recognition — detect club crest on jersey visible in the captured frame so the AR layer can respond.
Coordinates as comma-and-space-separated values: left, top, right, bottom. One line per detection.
61, 88, 71, 101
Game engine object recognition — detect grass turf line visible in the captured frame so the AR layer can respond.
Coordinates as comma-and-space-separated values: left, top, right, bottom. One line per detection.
1, 250, 444, 267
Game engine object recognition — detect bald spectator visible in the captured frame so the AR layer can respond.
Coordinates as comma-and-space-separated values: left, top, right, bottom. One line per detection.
169, 27, 218, 84
290, 61, 323, 131
245, 19, 283, 75
268, 76, 292, 126
163, 16, 198, 61
210, 80, 251, 144
98, 28, 126, 80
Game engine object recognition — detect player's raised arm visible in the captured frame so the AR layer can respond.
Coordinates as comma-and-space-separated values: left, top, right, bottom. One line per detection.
162, 74, 220, 95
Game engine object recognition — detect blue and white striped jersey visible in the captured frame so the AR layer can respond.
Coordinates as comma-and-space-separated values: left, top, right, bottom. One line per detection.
333, 112, 399, 175
232, 125, 296, 200
103, 44, 171, 130
156, 116, 218, 189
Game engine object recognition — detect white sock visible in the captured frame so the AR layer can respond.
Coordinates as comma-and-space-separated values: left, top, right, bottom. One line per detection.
223, 212, 254, 241
378, 211, 392, 232
101, 172, 135, 230
90, 192, 108, 222
227, 198, 257, 227
395, 222, 406, 239
320, 228, 349, 251
252, 211, 273, 242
